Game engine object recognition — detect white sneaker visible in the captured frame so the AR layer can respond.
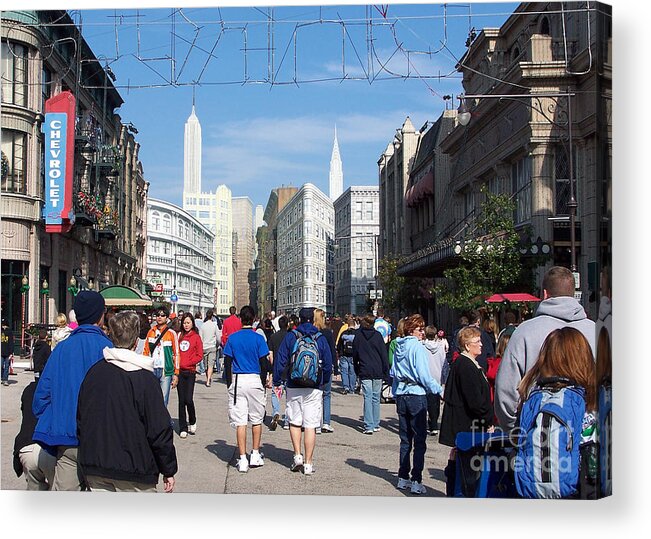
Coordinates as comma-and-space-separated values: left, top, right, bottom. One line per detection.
249, 451, 264, 467
410, 481, 426, 495
237, 457, 249, 473
321, 424, 334, 433
316, 427, 322, 434
188, 423, 197, 434
290, 454, 304, 473
397, 477, 412, 490
179, 431, 188, 439
303, 463, 314, 475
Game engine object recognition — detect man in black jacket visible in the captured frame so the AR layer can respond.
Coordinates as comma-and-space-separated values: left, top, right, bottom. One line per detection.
353, 314, 390, 435
77, 310, 178, 492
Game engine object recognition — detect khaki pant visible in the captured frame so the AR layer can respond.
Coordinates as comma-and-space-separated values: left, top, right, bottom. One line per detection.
86, 475, 157, 493
52, 446, 84, 491
18, 443, 56, 490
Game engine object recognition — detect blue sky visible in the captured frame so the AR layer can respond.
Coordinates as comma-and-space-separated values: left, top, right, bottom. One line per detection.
60, 1, 521, 211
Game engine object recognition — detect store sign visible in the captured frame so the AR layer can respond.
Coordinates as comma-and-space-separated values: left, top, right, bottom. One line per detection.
43, 91, 76, 233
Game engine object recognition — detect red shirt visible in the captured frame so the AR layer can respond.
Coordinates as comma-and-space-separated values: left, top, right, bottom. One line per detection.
221, 315, 242, 347
178, 330, 203, 372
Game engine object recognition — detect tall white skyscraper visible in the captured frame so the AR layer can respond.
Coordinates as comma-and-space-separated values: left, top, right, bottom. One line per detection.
329, 125, 343, 200
182, 104, 234, 314
184, 105, 202, 194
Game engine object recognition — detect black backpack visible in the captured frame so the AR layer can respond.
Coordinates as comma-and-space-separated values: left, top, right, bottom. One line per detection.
341, 329, 355, 357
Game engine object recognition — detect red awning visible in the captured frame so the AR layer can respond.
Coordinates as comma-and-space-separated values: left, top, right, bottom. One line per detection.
485, 293, 541, 303
405, 172, 434, 207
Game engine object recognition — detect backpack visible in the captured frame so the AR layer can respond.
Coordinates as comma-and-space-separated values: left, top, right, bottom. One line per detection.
341, 330, 355, 357
598, 380, 612, 496
514, 377, 586, 499
288, 329, 322, 388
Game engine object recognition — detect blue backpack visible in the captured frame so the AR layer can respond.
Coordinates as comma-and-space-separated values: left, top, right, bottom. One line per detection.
514, 377, 586, 499
288, 329, 322, 388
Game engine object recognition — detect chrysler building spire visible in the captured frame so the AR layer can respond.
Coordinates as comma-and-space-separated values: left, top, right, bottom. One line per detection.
184, 103, 202, 194
329, 125, 343, 200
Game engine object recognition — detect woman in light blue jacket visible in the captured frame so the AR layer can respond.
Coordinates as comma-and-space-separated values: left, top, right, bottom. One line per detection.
390, 314, 443, 495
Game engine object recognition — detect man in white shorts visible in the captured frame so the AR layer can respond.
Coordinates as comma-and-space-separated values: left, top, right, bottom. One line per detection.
223, 305, 271, 473
273, 307, 333, 475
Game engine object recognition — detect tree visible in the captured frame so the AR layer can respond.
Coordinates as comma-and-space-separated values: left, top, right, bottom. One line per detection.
434, 187, 522, 310
377, 255, 424, 316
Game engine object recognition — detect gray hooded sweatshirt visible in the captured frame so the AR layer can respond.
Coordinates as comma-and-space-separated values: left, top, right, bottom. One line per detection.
494, 296, 595, 430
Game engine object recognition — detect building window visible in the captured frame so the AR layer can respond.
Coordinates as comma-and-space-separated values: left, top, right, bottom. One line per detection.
555, 144, 578, 216
366, 201, 373, 220
1, 41, 28, 107
512, 156, 532, 225
41, 66, 53, 112
356, 259, 362, 278
163, 215, 171, 233
151, 211, 160, 229
366, 259, 374, 278
355, 201, 363, 221
1, 130, 27, 194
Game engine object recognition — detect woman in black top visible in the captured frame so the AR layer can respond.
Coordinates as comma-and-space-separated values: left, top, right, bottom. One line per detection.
439, 326, 493, 496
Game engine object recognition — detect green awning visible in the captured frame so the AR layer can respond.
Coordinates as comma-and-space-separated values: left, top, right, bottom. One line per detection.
100, 285, 153, 308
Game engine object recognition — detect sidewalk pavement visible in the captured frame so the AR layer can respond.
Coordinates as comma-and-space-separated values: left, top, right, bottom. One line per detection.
1, 368, 448, 496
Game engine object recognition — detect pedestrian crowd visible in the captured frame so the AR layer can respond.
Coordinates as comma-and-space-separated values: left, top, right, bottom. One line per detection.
2, 265, 611, 499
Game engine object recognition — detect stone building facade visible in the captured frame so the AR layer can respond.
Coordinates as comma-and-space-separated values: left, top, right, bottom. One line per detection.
276, 184, 334, 315
146, 198, 215, 315
1, 10, 148, 340
333, 186, 380, 316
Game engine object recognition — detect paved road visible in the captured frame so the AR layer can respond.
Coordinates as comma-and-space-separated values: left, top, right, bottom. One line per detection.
1, 368, 449, 496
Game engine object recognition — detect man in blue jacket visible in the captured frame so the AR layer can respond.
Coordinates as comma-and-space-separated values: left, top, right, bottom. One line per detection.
273, 307, 332, 475
32, 290, 112, 490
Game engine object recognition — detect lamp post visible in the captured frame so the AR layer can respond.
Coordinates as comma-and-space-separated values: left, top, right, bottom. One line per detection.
20, 275, 29, 351
457, 90, 578, 283
41, 279, 49, 324
172, 251, 206, 314
68, 275, 79, 298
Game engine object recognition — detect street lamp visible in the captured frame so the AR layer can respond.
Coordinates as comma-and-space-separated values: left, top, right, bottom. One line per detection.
457, 90, 578, 281
20, 275, 29, 351
41, 278, 49, 324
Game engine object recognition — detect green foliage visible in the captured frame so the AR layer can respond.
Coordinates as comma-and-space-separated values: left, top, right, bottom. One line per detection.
377, 256, 427, 315
434, 187, 522, 310
378, 255, 407, 313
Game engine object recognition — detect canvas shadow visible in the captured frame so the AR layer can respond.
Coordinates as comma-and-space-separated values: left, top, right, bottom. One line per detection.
346, 457, 445, 497
206, 439, 238, 465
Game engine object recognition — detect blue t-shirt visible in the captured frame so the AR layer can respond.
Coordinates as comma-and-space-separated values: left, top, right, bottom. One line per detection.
223, 328, 270, 374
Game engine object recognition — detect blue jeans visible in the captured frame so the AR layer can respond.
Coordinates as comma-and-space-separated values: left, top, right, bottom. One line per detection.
1, 355, 10, 382
153, 367, 172, 407
361, 378, 382, 431
321, 379, 332, 425
339, 356, 356, 392
396, 394, 428, 483
271, 384, 284, 417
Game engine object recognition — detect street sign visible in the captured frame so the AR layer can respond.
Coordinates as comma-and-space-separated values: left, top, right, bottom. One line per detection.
154, 283, 164, 293
376, 290, 383, 299
170, 293, 178, 303
369, 290, 376, 299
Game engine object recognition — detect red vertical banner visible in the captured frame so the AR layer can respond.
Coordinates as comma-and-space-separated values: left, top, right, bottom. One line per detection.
43, 91, 76, 233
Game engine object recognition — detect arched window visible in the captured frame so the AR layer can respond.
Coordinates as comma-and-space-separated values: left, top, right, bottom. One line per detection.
162, 214, 171, 233
151, 211, 160, 230
540, 16, 551, 36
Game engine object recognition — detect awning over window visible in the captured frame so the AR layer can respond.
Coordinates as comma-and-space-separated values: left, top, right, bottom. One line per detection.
405, 172, 434, 207
100, 285, 153, 307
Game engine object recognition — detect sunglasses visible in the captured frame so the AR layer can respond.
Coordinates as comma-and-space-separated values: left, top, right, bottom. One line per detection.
155, 312, 167, 317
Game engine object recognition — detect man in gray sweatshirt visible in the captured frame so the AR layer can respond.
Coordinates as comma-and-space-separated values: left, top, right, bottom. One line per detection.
494, 266, 595, 430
